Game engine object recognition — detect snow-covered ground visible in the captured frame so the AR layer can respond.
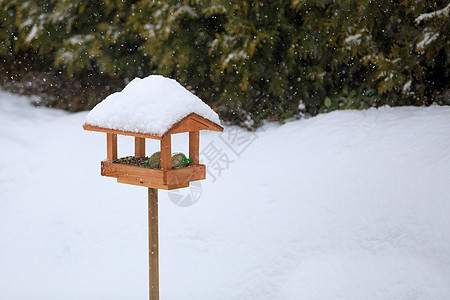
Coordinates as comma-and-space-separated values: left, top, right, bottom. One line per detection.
1, 90, 449, 299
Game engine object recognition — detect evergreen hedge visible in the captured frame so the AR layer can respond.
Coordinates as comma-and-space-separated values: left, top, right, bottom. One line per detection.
0, 0, 448, 128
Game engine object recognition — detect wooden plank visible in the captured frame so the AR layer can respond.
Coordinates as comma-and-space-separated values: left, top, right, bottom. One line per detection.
190, 113, 224, 132
101, 161, 202, 188
101, 161, 164, 185
165, 164, 206, 185
117, 178, 189, 190
166, 113, 224, 135
135, 137, 146, 157
107, 133, 117, 161
148, 188, 159, 300
84, 113, 222, 137
83, 123, 162, 140
160, 135, 171, 170
168, 118, 209, 134
189, 131, 199, 165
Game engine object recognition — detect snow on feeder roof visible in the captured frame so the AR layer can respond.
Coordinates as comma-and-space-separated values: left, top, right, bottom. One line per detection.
83, 75, 223, 138
83, 74, 224, 190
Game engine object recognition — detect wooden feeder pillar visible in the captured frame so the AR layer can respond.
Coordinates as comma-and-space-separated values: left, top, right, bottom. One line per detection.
160, 135, 171, 170
189, 131, 200, 165
148, 187, 159, 300
107, 133, 118, 161
135, 137, 146, 157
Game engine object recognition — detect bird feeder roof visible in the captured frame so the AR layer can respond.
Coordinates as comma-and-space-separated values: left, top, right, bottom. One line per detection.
83, 75, 223, 138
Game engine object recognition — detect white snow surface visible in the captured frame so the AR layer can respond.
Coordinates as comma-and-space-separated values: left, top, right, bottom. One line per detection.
417, 30, 439, 50
85, 75, 221, 135
415, 3, 450, 23
1, 90, 450, 299
345, 33, 362, 45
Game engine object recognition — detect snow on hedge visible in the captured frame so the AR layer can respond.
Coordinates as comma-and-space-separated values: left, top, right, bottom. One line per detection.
414, 3, 450, 23
85, 75, 221, 135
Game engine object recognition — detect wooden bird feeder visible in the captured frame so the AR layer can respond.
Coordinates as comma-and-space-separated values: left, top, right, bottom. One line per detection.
83, 112, 223, 190
83, 75, 223, 300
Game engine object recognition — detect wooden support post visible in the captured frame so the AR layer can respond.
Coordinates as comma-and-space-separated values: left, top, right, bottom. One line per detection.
160, 135, 171, 170
135, 137, 146, 157
148, 188, 159, 300
107, 133, 117, 161
189, 131, 199, 165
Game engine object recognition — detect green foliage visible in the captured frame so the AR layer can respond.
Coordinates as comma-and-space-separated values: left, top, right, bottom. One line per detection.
0, 0, 448, 127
